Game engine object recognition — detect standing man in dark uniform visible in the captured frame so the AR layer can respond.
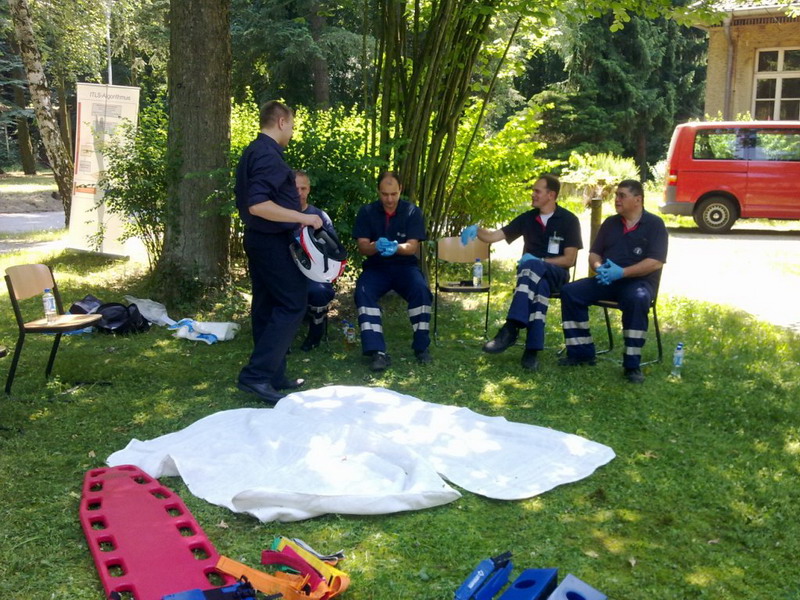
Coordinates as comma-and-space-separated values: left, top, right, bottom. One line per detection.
461, 174, 582, 371
559, 179, 668, 383
235, 101, 323, 404
353, 172, 433, 371
294, 170, 337, 351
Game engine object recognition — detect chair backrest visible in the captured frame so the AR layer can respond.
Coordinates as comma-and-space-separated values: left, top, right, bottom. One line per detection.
437, 237, 490, 263
5, 264, 56, 302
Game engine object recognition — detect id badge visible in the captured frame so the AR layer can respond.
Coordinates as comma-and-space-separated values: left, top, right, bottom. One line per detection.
548, 234, 563, 255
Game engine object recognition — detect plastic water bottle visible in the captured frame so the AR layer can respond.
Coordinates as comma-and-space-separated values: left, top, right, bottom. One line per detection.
472, 258, 483, 287
42, 288, 57, 324
342, 320, 356, 345
671, 342, 685, 378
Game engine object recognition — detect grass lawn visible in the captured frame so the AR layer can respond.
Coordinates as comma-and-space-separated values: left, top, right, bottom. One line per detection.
0, 236, 798, 599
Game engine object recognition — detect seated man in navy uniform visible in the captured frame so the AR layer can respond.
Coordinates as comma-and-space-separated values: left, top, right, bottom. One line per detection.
353, 172, 433, 371
235, 101, 323, 404
461, 174, 582, 371
294, 170, 337, 351
559, 179, 668, 383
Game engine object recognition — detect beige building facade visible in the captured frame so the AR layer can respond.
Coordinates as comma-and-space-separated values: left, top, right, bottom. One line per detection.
703, 4, 800, 120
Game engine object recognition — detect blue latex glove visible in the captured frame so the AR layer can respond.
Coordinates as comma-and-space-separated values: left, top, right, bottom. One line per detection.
595, 259, 624, 285
518, 253, 541, 265
377, 238, 398, 257
460, 224, 478, 246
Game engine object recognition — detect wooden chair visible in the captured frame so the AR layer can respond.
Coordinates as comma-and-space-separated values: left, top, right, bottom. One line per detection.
432, 237, 491, 341
4, 264, 102, 394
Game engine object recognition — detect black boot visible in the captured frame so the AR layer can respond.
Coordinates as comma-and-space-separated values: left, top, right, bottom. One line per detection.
301, 317, 326, 352
483, 322, 519, 354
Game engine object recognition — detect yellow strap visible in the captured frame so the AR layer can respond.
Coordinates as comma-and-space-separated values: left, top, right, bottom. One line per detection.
274, 538, 351, 598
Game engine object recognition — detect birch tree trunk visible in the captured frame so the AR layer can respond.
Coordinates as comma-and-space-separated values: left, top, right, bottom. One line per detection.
8, 0, 74, 225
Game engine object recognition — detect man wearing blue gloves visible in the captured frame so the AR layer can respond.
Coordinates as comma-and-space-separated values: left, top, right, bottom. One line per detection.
559, 179, 668, 383
461, 174, 582, 371
353, 172, 433, 371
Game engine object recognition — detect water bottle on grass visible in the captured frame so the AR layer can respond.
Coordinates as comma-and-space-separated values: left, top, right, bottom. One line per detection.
671, 342, 685, 378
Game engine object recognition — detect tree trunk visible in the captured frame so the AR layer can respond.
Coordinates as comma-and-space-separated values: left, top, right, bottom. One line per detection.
57, 77, 72, 157
8, 0, 73, 225
155, 0, 231, 298
12, 68, 37, 175
309, 2, 330, 109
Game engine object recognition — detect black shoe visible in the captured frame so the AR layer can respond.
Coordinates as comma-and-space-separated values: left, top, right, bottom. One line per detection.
557, 355, 596, 367
415, 348, 432, 364
370, 352, 391, 372
274, 377, 305, 391
521, 349, 539, 371
624, 367, 645, 384
237, 380, 285, 405
300, 335, 321, 352
483, 323, 518, 354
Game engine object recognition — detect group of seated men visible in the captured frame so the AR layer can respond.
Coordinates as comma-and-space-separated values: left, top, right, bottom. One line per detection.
301, 171, 668, 385
233, 101, 668, 406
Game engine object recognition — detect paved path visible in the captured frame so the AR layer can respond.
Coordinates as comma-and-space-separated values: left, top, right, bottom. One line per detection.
0, 211, 66, 253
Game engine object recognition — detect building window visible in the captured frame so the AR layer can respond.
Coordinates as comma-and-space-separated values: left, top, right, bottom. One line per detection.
754, 48, 800, 120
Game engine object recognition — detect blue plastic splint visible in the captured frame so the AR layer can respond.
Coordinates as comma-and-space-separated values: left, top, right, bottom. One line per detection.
547, 573, 606, 600
454, 552, 513, 600
497, 568, 558, 600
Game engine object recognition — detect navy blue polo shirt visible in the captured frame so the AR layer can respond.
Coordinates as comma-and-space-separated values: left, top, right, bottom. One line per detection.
352, 199, 427, 267
235, 133, 300, 234
591, 210, 669, 287
304, 204, 336, 238
502, 205, 583, 266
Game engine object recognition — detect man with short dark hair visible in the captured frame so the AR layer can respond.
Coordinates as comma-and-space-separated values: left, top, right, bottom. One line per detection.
461, 174, 582, 371
559, 179, 668, 383
294, 170, 337, 351
353, 172, 433, 371
235, 101, 323, 404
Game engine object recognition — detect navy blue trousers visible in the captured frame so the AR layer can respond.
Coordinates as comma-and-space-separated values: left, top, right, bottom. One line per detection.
306, 281, 335, 336
506, 259, 568, 350
560, 277, 654, 369
354, 264, 432, 354
239, 229, 306, 386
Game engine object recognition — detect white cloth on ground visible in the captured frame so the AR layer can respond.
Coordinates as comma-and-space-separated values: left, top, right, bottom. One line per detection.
107, 386, 615, 522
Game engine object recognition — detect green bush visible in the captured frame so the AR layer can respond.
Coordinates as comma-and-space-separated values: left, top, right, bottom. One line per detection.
446, 101, 561, 231
97, 100, 170, 271
560, 152, 639, 203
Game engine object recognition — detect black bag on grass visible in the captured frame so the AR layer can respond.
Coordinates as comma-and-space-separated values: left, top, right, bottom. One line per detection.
96, 303, 151, 335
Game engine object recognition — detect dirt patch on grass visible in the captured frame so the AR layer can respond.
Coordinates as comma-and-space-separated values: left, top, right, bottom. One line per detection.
0, 172, 63, 213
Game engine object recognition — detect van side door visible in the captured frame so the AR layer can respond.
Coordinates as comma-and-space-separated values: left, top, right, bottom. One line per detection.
745, 128, 800, 218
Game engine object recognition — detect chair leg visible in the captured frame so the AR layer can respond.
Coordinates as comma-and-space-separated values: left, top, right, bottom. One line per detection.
640, 303, 663, 366
483, 289, 490, 340
433, 290, 439, 343
596, 306, 615, 355
45, 333, 62, 378
5, 332, 25, 395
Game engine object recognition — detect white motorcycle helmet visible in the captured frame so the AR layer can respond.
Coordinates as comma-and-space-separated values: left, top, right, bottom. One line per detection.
290, 226, 348, 283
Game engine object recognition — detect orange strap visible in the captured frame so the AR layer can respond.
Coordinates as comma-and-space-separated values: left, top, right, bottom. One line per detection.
216, 556, 330, 600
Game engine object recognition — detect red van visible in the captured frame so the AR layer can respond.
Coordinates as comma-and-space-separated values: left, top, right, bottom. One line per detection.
660, 121, 800, 232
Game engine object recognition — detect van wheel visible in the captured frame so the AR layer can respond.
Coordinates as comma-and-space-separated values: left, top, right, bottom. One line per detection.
694, 197, 737, 233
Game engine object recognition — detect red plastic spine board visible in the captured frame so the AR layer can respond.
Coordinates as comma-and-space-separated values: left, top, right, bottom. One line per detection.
79, 464, 235, 599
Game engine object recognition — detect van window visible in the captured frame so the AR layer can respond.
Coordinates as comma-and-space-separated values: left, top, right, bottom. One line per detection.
692, 130, 745, 160
752, 129, 800, 161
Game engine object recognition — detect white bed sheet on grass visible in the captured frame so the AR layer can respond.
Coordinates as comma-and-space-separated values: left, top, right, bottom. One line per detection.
108, 386, 615, 522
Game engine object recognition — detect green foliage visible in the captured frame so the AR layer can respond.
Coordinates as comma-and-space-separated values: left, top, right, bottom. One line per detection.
97, 100, 169, 271
560, 152, 639, 202
447, 101, 560, 231
286, 106, 381, 255
530, 15, 707, 176
1, 243, 800, 599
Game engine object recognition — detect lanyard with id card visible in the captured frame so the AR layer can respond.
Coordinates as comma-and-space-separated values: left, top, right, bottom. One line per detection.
547, 232, 563, 255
